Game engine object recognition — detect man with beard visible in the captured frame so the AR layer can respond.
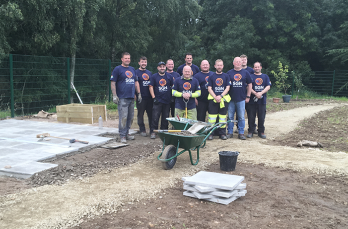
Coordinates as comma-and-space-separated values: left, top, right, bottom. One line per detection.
207, 59, 231, 140
149, 62, 174, 139
135, 56, 152, 137
176, 53, 200, 76
110, 52, 141, 143
246, 62, 271, 139
193, 60, 214, 122
166, 59, 180, 117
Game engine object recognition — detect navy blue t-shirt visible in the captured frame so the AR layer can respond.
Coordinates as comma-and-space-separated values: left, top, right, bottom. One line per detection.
245, 66, 254, 75
227, 69, 252, 102
207, 73, 231, 97
135, 69, 152, 99
176, 64, 200, 76
249, 73, 271, 105
194, 71, 214, 102
173, 77, 200, 110
167, 71, 180, 82
110, 65, 138, 99
150, 72, 173, 104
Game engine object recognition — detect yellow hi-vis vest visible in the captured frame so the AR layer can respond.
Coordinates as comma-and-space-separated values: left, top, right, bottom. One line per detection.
208, 94, 231, 108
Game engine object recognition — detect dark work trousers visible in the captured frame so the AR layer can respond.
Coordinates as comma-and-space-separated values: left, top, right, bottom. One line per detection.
136, 98, 153, 133
246, 104, 266, 134
208, 100, 227, 137
245, 103, 257, 130
196, 100, 209, 122
170, 98, 176, 117
151, 102, 170, 133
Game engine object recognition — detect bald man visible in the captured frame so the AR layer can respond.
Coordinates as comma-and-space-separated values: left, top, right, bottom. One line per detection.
226, 57, 252, 140
193, 60, 214, 122
172, 66, 201, 120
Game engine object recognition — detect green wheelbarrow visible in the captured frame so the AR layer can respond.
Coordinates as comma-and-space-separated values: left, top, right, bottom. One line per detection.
156, 120, 235, 170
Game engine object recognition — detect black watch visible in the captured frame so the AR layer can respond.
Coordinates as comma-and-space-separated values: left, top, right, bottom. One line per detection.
246, 96, 250, 98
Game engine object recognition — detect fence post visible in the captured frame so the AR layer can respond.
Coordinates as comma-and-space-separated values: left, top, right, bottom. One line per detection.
108, 59, 111, 102
9, 54, 14, 117
331, 70, 335, 96
291, 71, 294, 97
67, 57, 71, 104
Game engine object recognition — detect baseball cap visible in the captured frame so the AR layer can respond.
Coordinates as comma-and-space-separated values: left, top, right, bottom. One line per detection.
157, 61, 166, 66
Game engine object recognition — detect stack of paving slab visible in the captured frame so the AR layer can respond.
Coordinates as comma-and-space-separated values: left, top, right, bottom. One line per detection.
182, 171, 246, 205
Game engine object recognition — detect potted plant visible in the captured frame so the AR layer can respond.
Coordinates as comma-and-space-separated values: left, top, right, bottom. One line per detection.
271, 61, 291, 103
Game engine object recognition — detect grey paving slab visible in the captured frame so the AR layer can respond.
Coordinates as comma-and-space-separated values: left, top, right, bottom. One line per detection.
0, 119, 130, 179
183, 191, 239, 205
183, 171, 244, 191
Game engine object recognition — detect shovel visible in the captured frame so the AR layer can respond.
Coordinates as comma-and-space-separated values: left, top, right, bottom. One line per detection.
183, 98, 189, 118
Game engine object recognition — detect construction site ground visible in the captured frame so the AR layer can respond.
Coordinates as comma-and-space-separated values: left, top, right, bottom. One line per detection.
0, 99, 348, 229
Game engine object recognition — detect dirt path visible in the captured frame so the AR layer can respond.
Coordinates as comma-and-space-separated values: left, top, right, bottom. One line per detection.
0, 103, 347, 229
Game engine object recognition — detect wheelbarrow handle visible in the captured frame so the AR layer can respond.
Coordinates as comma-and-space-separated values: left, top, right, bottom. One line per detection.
154, 130, 187, 133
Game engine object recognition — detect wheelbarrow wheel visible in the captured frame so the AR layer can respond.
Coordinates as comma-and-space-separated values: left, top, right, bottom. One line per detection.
161, 145, 177, 170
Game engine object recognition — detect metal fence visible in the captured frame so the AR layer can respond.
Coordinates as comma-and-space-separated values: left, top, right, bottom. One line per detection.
1, 54, 348, 119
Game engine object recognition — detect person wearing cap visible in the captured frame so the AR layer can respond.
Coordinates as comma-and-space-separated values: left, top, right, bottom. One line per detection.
193, 60, 214, 122
207, 59, 231, 140
149, 61, 174, 139
135, 56, 153, 137
110, 52, 141, 143
176, 53, 200, 76
172, 66, 201, 120
166, 59, 181, 117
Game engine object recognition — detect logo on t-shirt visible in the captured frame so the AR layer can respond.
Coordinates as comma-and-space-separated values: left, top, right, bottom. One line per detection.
205, 76, 209, 83
215, 78, 223, 86
125, 71, 133, 78
159, 79, 167, 86
183, 82, 191, 90
142, 73, 150, 80
234, 74, 242, 81
255, 78, 263, 85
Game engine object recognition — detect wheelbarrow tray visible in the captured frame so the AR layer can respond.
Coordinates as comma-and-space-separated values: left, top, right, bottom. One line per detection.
157, 132, 206, 150
166, 117, 211, 134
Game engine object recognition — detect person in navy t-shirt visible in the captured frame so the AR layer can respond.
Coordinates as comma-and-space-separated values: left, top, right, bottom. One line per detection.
226, 57, 252, 140
193, 60, 214, 122
176, 53, 200, 76
110, 52, 141, 143
135, 56, 153, 137
149, 62, 174, 139
166, 59, 181, 117
240, 54, 254, 75
207, 59, 231, 140
172, 66, 201, 120
246, 62, 271, 139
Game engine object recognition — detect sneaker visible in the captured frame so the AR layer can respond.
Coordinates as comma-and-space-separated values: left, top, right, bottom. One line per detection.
150, 133, 156, 139
227, 134, 233, 139
121, 137, 127, 143
208, 135, 213, 140
220, 135, 227, 140
258, 133, 266, 139
238, 134, 246, 140
247, 133, 253, 138
126, 134, 135, 140
140, 132, 147, 137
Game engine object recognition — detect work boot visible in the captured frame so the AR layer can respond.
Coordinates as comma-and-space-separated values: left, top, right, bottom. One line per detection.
140, 131, 147, 137
227, 133, 233, 139
220, 135, 227, 140
120, 137, 127, 143
238, 134, 246, 140
247, 133, 253, 138
208, 135, 213, 140
258, 133, 267, 139
126, 134, 135, 140
150, 133, 156, 139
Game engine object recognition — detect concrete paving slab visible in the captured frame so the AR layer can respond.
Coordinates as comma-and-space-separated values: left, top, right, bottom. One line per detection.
0, 119, 130, 179
183, 191, 239, 205
183, 171, 244, 190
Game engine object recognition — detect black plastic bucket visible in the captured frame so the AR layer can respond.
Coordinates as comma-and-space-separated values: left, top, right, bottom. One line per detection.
218, 151, 240, 171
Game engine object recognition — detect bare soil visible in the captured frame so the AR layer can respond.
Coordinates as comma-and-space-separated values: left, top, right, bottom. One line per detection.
0, 99, 348, 229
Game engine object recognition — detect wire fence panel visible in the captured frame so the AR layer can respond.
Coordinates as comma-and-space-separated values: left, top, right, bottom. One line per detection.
0, 59, 10, 119
334, 70, 348, 97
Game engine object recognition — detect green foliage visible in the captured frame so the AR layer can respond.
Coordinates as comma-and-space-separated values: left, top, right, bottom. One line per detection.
271, 61, 291, 95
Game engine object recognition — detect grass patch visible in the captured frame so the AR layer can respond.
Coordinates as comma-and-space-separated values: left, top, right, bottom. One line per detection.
0, 110, 11, 119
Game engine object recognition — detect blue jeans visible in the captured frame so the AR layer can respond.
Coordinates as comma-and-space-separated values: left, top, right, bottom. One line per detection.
227, 100, 245, 134
118, 98, 134, 137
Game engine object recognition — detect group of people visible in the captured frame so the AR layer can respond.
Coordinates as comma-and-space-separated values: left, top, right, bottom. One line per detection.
110, 52, 271, 143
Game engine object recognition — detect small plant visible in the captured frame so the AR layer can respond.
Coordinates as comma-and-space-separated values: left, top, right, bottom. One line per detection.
271, 61, 291, 95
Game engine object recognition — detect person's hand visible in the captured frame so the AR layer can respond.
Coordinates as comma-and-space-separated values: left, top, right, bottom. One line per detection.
245, 97, 250, 103
137, 93, 142, 103
215, 95, 222, 103
153, 98, 160, 105
183, 93, 191, 100
113, 95, 119, 104
255, 92, 262, 99
195, 98, 198, 106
